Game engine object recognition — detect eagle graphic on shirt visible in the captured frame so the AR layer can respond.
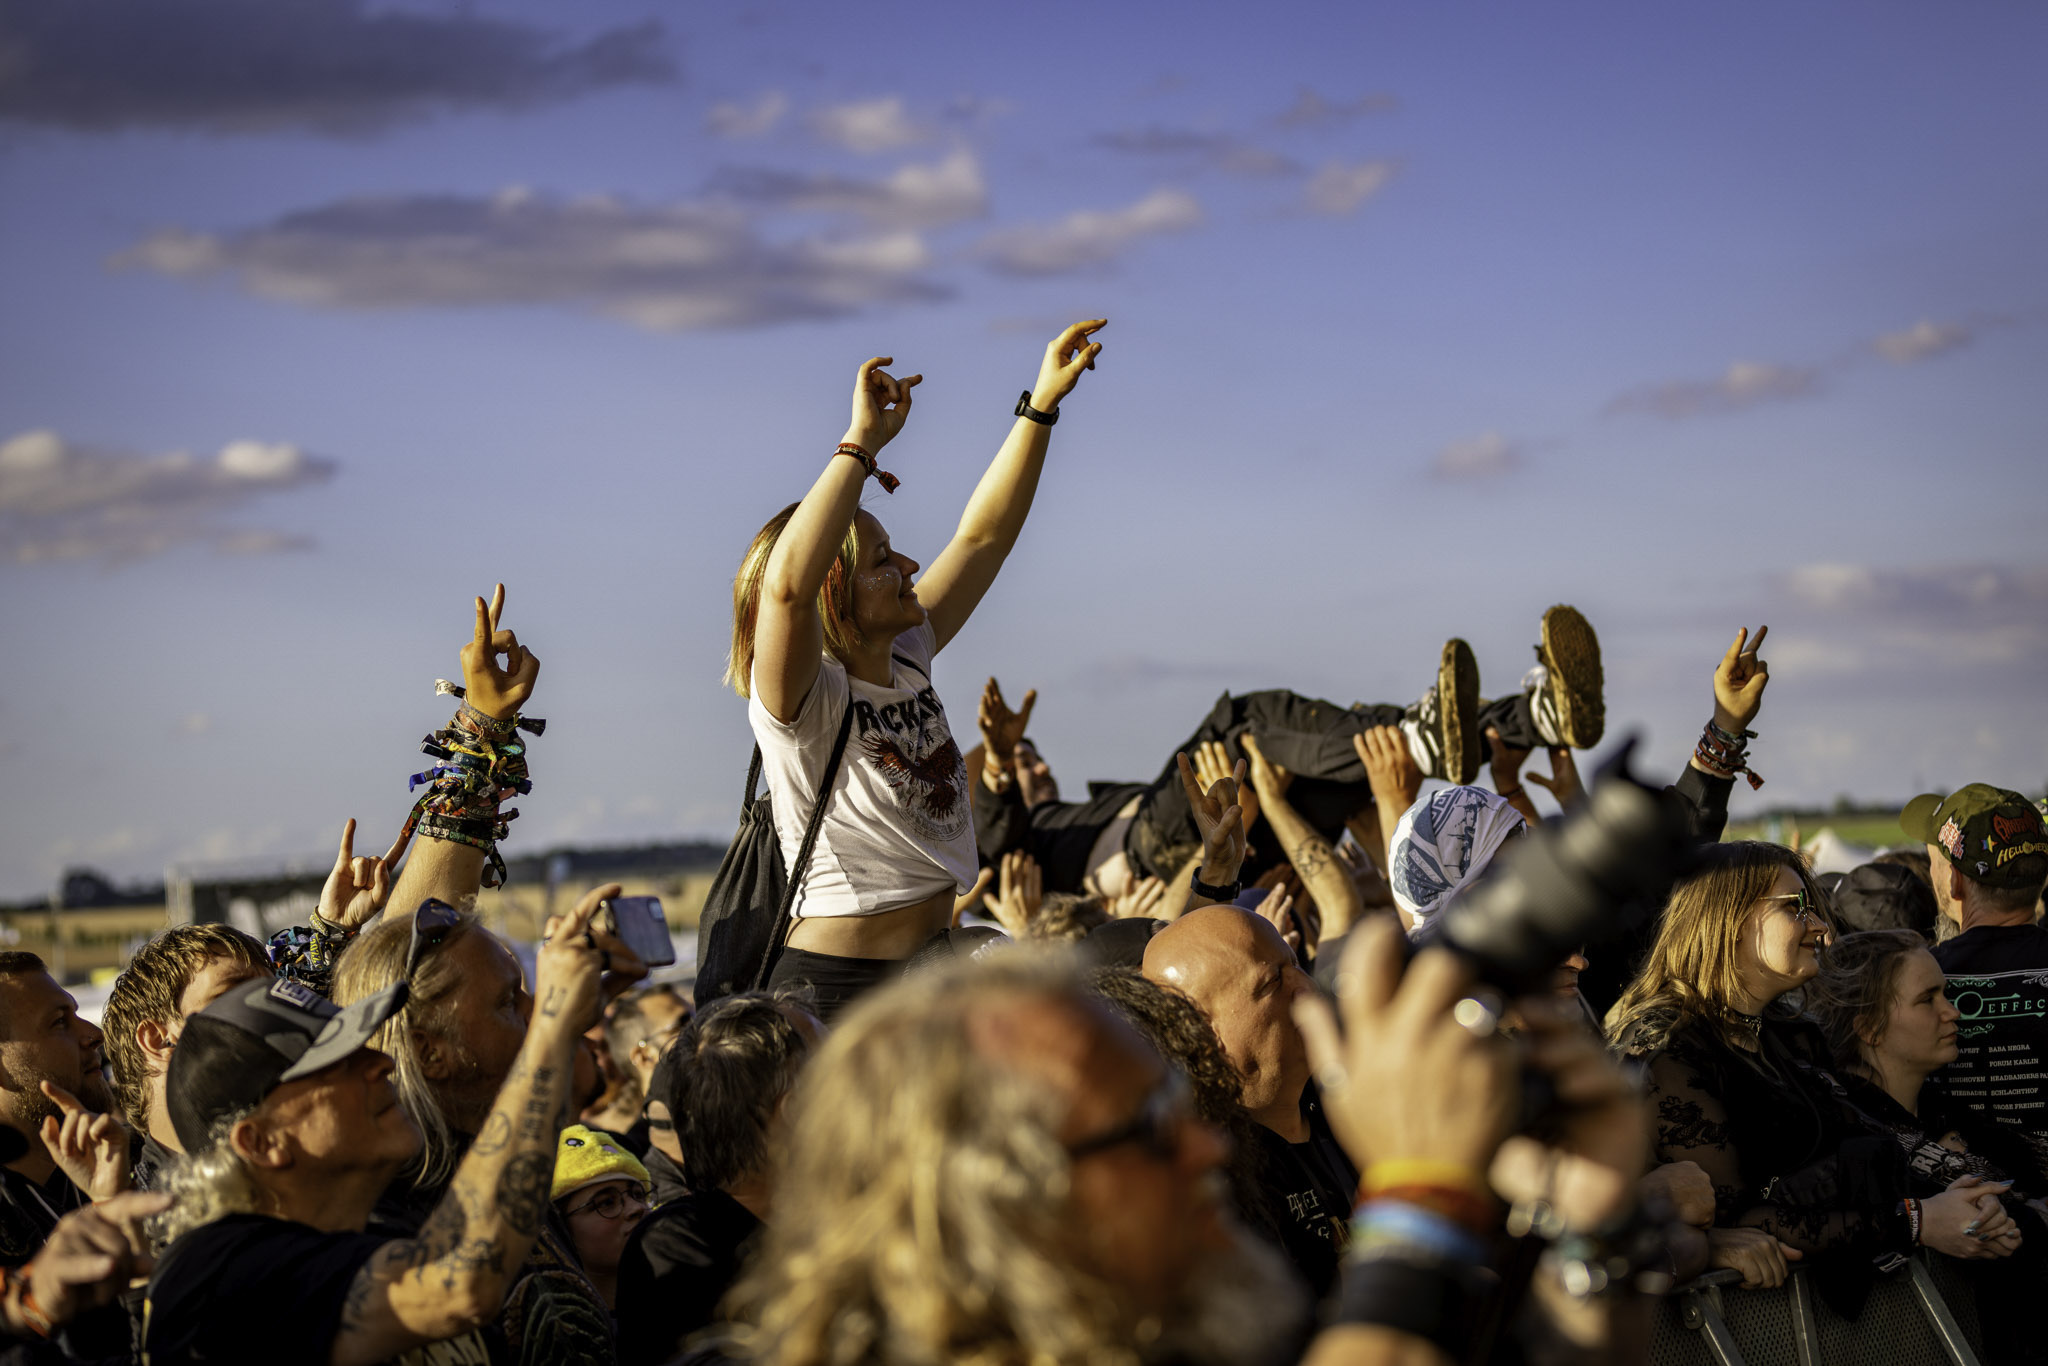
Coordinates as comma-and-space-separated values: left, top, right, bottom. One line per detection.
851, 685, 968, 844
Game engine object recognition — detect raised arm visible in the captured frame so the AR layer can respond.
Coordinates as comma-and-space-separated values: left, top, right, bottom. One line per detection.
1242, 734, 1365, 942
752, 358, 920, 721
385, 586, 540, 915
917, 320, 1104, 651
330, 886, 637, 1366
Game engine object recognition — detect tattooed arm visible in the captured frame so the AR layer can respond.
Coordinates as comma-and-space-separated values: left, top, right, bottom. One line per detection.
327, 885, 629, 1366
1241, 735, 1364, 943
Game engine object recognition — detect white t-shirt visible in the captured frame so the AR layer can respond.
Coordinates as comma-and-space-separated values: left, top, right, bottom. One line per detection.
747, 621, 977, 918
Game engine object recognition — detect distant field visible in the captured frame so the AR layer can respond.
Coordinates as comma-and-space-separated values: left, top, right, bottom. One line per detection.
1723, 810, 1912, 851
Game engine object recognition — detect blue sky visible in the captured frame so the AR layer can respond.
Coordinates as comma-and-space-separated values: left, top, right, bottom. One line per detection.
3, 0, 2045, 899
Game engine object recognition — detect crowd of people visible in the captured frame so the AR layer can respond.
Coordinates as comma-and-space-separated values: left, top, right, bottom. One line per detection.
2, 321, 2044, 1365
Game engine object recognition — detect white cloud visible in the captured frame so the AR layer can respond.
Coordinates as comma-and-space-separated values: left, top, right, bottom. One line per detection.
711, 147, 987, 230
1430, 431, 1521, 480
1607, 359, 1822, 419
1771, 561, 2048, 672
1274, 87, 1399, 128
1874, 318, 1972, 364
979, 188, 1201, 276
706, 90, 787, 139
810, 95, 928, 153
113, 188, 950, 331
0, 429, 332, 563
1304, 160, 1396, 216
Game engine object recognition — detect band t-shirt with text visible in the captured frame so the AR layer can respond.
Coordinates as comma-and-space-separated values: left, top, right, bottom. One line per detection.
750, 621, 976, 917
1930, 923, 2048, 1169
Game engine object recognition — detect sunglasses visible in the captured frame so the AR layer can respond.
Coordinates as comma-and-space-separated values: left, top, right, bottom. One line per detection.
1066, 1069, 1194, 1162
562, 1183, 650, 1221
1761, 888, 1825, 929
400, 898, 465, 994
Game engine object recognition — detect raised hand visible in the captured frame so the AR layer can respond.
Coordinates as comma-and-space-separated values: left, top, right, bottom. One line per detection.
1191, 740, 1258, 835
985, 850, 1044, 938
1525, 746, 1584, 808
1239, 733, 1295, 802
21, 1190, 170, 1329
1712, 625, 1770, 732
1292, 917, 1520, 1173
462, 584, 540, 720
537, 883, 644, 1036
321, 818, 394, 931
1353, 726, 1422, 819
1177, 750, 1248, 890
846, 356, 922, 451
39, 1083, 131, 1203
1028, 319, 1107, 412
976, 677, 1037, 771
1107, 875, 1167, 921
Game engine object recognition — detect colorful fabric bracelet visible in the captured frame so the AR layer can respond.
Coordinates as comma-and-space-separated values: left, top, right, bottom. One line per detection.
834, 441, 900, 493
1694, 719, 1764, 790
398, 687, 540, 888
1352, 1199, 1490, 1266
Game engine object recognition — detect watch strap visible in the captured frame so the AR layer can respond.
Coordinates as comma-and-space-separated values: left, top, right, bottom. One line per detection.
1014, 391, 1059, 426
1190, 871, 1241, 901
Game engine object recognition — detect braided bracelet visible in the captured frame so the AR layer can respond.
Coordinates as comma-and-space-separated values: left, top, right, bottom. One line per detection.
835, 442, 900, 493
1694, 720, 1764, 790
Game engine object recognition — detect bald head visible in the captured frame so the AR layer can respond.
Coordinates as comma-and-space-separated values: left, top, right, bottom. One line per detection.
1143, 907, 1311, 1122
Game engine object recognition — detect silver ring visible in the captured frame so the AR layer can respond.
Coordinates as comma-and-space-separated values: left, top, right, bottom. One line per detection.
1315, 1064, 1351, 1093
1454, 993, 1504, 1038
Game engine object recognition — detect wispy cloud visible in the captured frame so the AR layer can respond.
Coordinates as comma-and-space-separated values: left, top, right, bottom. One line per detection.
0, 429, 332, 564
1770, 561, 2048, 673
0, 0, 674, 135
1092, 126, 1300, 177
1430, 431, 1522, 480
1873, 318, 1973, 364
810, 95, 929, 153
1607, 359, 1823, 419
1303, 160, 1397, 216
706, 90, 787, 139
1273, 87, 1399, 128
979, 188, 1201, 276
112, 187, 949, 331
710, 147, 987, 230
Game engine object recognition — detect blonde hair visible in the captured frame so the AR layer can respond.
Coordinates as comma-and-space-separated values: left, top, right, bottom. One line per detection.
331, 906, 486, 1190
726, 956, 1148, 1366
726, 502, 864, 698
1606, 840, 1831, 1054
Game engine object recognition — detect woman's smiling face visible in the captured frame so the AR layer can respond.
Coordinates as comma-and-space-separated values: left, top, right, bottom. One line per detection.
848, 509, 925, 640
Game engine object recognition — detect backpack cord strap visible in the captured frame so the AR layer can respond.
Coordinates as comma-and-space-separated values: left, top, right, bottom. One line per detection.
743, 745, 764, 812
754, 703, 855, 988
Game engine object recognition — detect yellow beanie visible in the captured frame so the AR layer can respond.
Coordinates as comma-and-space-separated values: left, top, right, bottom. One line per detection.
550, 1124, 652, 1204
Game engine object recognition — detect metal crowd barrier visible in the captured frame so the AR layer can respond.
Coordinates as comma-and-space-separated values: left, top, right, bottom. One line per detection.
1650, 1257, 1983, 1366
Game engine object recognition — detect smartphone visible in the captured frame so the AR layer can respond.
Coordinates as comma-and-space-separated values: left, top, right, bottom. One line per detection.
597, 895, 676, 967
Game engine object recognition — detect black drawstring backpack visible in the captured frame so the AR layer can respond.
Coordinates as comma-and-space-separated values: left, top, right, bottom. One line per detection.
693, 704, 854, 1006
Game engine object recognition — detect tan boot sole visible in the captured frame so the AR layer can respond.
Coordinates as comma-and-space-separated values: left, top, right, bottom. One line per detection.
1439, 638, 1481, 785
1540, 605, 1604, 749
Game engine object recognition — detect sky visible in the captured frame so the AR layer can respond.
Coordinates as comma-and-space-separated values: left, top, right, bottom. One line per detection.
2, 0, 2045, 901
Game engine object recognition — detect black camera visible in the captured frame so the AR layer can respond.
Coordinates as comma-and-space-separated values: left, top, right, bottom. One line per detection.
1415, 737, 1696, 997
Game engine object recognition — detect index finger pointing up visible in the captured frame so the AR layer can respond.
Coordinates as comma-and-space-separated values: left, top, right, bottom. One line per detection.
474, 596, 492, 651
488, 583, 506, 631
335, 818, 357, 871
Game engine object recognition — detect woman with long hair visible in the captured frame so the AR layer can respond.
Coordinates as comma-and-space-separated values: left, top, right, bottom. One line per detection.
728, 321, 1104, 1016
1806, 928, 2043, 1361
1606, 841, 2006, 1298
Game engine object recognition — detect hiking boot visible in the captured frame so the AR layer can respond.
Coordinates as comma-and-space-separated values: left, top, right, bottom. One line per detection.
1532, 605, 1604, 749
1402, 638, 1481, 784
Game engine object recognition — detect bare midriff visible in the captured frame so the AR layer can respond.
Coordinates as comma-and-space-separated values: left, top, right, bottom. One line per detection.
783, 887, 956, 960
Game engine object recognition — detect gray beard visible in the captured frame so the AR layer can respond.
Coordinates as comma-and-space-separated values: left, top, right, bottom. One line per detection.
1147, 1228, 1313, 1366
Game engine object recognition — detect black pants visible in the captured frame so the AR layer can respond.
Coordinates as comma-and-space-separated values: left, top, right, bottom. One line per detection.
1125, 688, 1535, 881
765, 947, 900, 1022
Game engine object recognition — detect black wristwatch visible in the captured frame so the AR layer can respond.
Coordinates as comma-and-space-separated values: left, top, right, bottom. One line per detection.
1014, 390, 1059, 426
1190, 871, 1241, 902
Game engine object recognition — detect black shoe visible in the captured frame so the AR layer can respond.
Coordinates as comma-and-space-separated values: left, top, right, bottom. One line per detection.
1534, 605, 1604, 750
1408, 639, 1481, 784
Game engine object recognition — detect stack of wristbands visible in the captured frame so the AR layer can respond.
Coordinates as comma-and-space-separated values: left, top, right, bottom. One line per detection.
400, 679, 544, 890
1693, 718, 1763, 790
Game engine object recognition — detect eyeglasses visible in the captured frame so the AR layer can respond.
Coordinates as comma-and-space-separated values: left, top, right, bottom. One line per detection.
562, 1183, 650, 1221
1761, 889, 1825, 929
1066, 1069, 1194, 1162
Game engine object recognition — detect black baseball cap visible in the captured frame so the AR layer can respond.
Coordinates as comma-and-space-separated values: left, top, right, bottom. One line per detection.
166, 976, 409, 1153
